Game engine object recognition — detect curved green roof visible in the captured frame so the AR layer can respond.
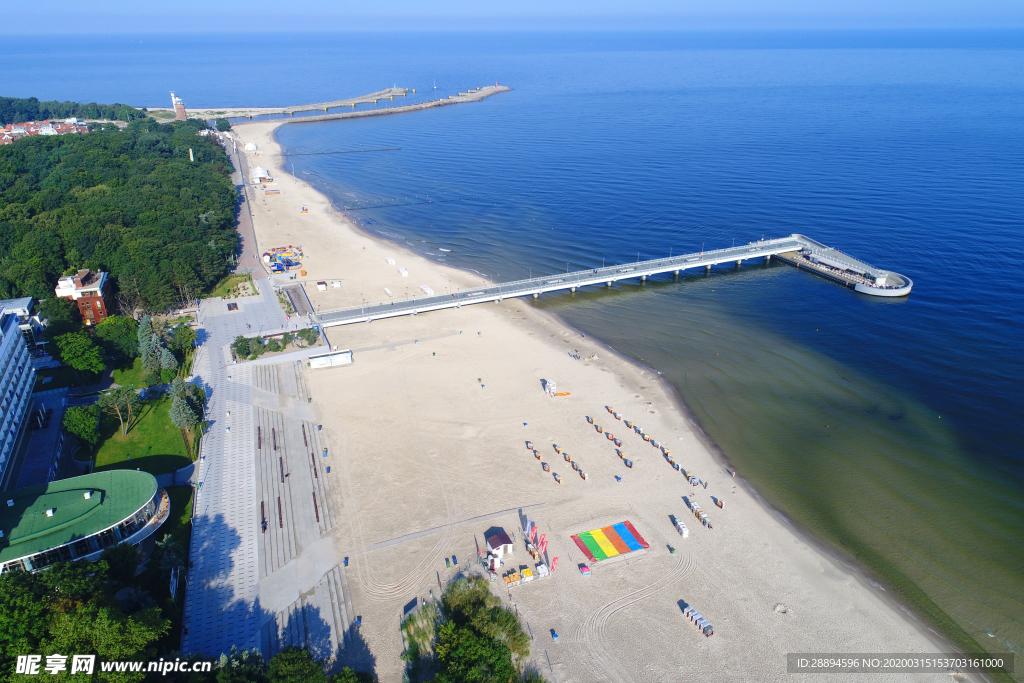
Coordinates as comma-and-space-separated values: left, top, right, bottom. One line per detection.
0, 470, 158, 563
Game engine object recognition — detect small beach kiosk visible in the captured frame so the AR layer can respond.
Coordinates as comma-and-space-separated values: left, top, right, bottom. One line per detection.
486, 530, 514, 559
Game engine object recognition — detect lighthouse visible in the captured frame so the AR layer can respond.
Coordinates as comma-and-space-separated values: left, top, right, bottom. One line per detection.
171, 92, 187, 121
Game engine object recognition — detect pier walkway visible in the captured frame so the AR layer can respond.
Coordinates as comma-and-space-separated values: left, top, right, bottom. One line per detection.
316, 234, 910, 329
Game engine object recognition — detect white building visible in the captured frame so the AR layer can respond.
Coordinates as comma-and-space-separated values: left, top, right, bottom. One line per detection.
250, 167, 271, 183
0, 297, 46, 350
0, 312, 35, 490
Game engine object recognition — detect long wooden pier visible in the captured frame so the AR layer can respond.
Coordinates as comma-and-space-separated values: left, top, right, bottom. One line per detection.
314, 234, 911, 329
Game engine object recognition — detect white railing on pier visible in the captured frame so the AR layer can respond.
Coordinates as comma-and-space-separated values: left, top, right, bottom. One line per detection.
316, 236, 808, 329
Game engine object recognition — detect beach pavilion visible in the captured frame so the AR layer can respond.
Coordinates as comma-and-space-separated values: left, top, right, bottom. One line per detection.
0, 470, 169, 573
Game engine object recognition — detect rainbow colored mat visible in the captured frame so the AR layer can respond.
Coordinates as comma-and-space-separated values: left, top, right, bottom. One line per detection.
571, 521, 649, 563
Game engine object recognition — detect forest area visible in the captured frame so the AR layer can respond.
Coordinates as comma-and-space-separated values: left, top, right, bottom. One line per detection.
0, 96, 146, 125
0, 117, 238, 312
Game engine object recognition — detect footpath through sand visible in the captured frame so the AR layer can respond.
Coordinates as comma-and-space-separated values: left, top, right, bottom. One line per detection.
216, 117, 954, 682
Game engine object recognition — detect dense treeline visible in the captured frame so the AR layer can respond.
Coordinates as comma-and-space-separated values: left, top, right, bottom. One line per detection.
0, 558, 376, 682
0, 118, 238, 311
0, 96, 146, 125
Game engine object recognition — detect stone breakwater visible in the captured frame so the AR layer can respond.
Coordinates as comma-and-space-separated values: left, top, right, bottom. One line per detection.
240, 85, 513, 126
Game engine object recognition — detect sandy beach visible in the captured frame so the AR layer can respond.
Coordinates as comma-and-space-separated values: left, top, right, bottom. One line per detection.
231, 118, 956, 682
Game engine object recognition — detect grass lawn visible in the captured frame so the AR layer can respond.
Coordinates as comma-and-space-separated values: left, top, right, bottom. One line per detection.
33, 365, 80, 392
111, 356, 151, 388
93, 395, 191, 476
136, 485, 193, 653
207, 272, 255, 299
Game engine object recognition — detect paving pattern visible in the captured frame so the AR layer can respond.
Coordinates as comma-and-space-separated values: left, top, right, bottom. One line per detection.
181, 279, 287, 656
182, 283, 356, 663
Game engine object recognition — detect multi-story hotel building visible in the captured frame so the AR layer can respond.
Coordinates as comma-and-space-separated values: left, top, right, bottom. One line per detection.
0, 312, 35, 490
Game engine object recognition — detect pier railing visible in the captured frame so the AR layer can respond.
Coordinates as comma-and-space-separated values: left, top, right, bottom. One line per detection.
316, 236, 807, 328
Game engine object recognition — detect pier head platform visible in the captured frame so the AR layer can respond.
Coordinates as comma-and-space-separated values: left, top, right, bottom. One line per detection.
315, 234, 911, 329
774, 234, 913, 297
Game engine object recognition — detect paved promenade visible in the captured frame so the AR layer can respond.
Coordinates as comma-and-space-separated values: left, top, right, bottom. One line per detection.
181, 280, 286, 655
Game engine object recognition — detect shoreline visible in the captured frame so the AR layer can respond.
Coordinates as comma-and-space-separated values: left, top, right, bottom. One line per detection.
235, 115, 966, 681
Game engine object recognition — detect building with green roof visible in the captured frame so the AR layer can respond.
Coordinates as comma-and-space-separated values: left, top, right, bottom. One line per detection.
0, 470, 169, 573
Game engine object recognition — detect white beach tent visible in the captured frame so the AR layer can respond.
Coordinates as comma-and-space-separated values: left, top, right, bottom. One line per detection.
251, 167, 271, 182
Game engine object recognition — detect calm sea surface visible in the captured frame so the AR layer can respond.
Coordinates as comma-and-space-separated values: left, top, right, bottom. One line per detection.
5, 31, 1022, 663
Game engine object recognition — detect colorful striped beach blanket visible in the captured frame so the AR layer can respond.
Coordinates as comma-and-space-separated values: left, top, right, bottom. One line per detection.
571, 521, 649, 563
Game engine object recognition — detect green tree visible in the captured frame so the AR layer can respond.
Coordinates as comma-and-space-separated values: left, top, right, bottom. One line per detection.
55, 330, 106, 381
427, 577, 540, 683
0, 559, 169, 682
267, 647, 327, 683
170, 392, 200, 431
62, 404, 100, 447
101, 542, 140, 586
43, 603, 168, 682
331, 668, 376, 683
170, 324, 197, 353
153, 534, 186, 580
217, 646, 266, 683
98, 385, 141, 435
38, 296, 80, 343
434, 620, 518, 683
95, 315, 140, 357
215, 118, 232, 132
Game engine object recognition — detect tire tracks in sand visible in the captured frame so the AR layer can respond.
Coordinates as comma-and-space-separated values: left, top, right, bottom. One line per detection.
572, 548, 696, 682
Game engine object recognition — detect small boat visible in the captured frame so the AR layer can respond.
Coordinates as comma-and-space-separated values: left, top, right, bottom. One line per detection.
624, 459, 633, 468
438, 248, 451, 252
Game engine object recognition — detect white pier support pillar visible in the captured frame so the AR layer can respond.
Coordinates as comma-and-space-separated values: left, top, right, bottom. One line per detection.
532, 293, 538, 299
673, 270, 679, 276
765, 255, 771, 263
735, 260, 742, 266
606, 281, 612, 287
570, 287, 576, 293
641, 275, 646, 281
705, 265, 711, 272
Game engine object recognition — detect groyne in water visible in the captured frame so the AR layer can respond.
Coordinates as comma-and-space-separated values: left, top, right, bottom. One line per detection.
230, 86, 512, 125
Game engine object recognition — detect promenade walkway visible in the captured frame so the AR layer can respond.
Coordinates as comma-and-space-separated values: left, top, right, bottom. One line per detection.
181, 280, 286, 656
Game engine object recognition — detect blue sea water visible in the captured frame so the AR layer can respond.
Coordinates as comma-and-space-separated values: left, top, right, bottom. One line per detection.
4, 31, 1022, 662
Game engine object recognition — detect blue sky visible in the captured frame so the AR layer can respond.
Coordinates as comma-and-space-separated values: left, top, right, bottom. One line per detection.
5, 0, 1022, 33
